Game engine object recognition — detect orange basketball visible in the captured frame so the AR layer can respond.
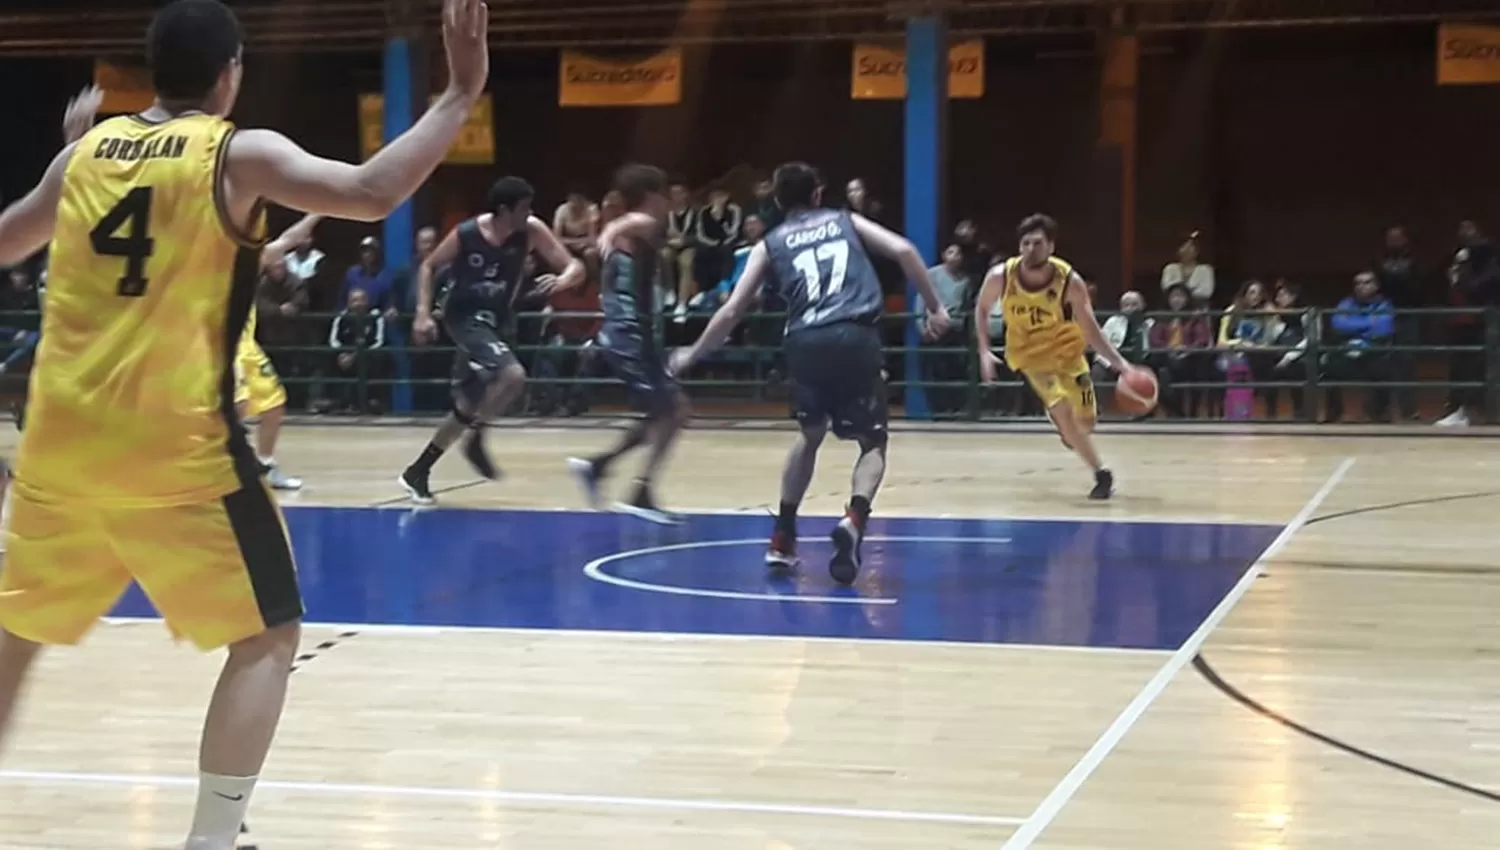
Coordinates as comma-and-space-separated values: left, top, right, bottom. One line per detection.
1116, 366, 1159, 415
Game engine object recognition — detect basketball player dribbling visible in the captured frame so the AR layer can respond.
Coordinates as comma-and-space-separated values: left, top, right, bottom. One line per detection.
0, 2, 490, 848
975, 214, 1135, 500
669, 162, 951, 582
400, 177, 584, 504
236, 213, 322, 491
569, 164, 690, 524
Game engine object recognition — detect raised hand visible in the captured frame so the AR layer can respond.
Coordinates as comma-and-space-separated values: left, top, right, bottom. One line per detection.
442, 0, 490, 101
62, 84, 103, 145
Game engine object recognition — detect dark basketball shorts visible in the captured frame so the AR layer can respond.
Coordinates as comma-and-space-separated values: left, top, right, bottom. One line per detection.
783, 320, 887, 440
597, 325, 678, 416
447, 317, 518, 403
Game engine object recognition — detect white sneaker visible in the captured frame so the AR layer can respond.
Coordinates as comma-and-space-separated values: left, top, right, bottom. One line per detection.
266, 464, 303, 490
1436, 409, 1470, 428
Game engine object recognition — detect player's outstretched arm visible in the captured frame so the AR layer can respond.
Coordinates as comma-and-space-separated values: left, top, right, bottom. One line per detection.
849, 212, 950, 335
0, 146, 74, 268
670, 242, 768, 375
226, 0, 489, 223
527, 217, 586, 294
1066, 273, 1127, 372
0, 84, 105, 265
973, 268, 1006, 382
412, 226, 462, 341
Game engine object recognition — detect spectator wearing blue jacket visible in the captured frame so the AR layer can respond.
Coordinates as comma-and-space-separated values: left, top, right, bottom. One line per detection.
1324, 271, 1394, 422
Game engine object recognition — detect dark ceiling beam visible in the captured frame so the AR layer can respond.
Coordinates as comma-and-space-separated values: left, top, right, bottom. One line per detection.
0, 0, 1496, 54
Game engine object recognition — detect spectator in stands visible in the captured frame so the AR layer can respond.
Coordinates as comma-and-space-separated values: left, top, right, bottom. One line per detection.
749, 177, 779, 231
554, 186, 599, 255
663, 182, 698, 311
844, 177, 883, 220
1148, 283, 1214, 418
600, 189, 626, 226
342, 236, 398, 319
554, 186, 601, 283
395, 225, 439, 313
255, 254, 312, 409
1375, 226, 1422, 420
0, 266, 41, 376
1094, 291, 1152, 413
1264, 280, 1314, 419
1216, 279, 1274, 418
1161, 232, 1215, 307
328, 287, 387, 414
1437, 220, 1500, 427
1324, 271, 1395, 422
922, 244, 974, 414
954, 219, 993, 288
689, 186, 743, 322
285, 227, 325, 291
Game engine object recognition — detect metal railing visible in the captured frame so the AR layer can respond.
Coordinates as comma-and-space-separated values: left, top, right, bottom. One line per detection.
0, 305, 1494, 424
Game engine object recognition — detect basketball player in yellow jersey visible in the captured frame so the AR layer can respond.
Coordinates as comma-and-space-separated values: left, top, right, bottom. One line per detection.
235, 213, 322, 491
975, 214, 1138, 500
0, 1, 491, 847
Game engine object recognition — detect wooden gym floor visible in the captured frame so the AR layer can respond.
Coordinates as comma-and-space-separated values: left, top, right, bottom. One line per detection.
0, 423, 1496, 849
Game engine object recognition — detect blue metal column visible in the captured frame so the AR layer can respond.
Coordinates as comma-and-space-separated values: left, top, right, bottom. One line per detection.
383, 36, 416, 412
903, 15, 946, 420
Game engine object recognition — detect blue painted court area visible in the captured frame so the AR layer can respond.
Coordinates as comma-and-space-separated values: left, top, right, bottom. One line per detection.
113, 507, 1280, 651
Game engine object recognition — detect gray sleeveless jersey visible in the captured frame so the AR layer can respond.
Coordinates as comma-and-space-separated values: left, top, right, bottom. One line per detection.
442, 218, 529, 327
762, 209, 884, 334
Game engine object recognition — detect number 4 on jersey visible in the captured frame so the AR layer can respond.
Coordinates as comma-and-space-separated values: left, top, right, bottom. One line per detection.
89, 186, 155, 297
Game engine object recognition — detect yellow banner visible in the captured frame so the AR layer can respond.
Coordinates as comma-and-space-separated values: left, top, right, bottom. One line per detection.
359, 93, 495, 165
852, 39, 984, 100
93, 61, 155, 114
1438, 23, 1500, 85
559, 47, 682, 107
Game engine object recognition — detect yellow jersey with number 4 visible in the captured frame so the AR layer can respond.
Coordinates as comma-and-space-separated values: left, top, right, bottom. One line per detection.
16, 112, 267, 507
998, 255, 1087, 373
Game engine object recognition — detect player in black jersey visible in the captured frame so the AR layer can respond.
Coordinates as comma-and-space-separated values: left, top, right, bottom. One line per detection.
670, 162, 950, 584
399, 177, 584, 504
567, 164, 689, 524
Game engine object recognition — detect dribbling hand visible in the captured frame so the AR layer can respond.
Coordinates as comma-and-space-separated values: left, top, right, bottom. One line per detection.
923, 307, 952, 341
442, 0, 490, 102
667, 347, 695, 377
979, 350, 1003, 384
413, 313, 438, 344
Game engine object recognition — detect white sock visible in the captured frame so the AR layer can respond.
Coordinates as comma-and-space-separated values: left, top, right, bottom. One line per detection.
259, 455, 276, 468
185, 772, 257, 849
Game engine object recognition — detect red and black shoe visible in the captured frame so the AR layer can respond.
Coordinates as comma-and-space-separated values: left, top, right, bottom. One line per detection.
765, 529, 799, 571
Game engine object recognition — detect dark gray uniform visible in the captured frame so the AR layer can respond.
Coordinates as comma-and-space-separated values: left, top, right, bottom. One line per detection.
442, 218, 529, 405
763, 208, 887, 439
598, 235, 675, 414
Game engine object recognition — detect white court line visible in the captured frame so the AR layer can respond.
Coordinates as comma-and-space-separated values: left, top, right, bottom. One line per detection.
335, 501, 1277, 527
998, 456, 1356, 849
583, 535, 1012, 605
0, 769, 1025, 828
98, 617, 1173, 657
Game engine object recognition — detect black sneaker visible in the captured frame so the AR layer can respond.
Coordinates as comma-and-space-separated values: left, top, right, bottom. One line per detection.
829, 515, 863, 585
399, 467, 436, 506
462, 429, 501, 480
615, 486, 684, 526
1089, 468, 1114, 501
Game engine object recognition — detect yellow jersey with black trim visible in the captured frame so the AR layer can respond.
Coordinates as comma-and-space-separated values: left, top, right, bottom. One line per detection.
998, 255, 1086, 373
15, 112, 267, 507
